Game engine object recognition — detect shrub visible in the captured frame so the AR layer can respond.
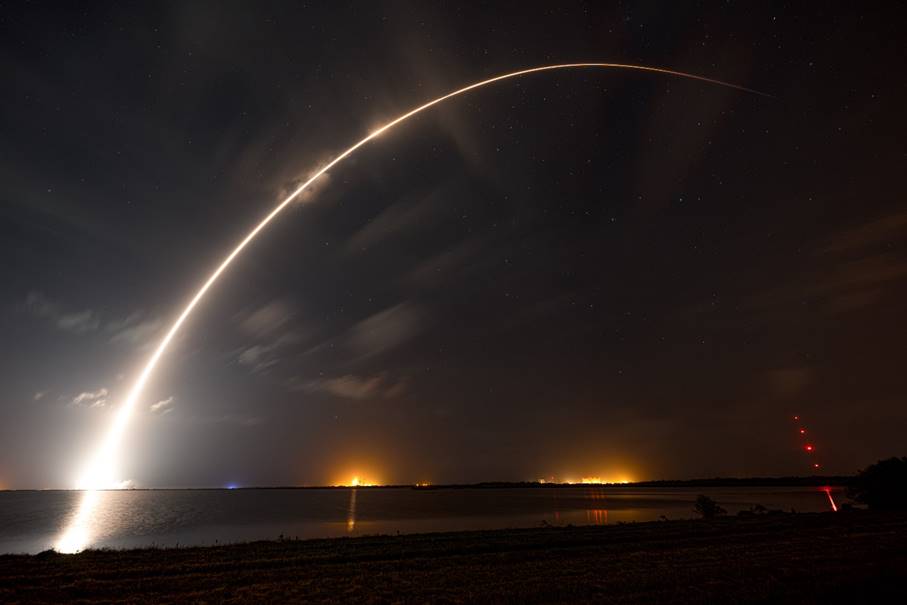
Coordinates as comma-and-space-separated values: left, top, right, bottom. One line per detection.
847, 457, 907, 510
693, 494, 726, 518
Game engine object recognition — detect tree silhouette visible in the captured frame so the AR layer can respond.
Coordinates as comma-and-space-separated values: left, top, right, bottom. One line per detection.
848, 457, 907, 510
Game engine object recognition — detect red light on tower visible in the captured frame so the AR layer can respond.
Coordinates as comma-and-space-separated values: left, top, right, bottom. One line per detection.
813, 463, 820, 469
805, 444, 814, 452
793, 415, 799, 421
799, 428, 806, 434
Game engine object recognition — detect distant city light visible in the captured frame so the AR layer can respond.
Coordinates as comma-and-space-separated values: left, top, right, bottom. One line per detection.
558, 474, 633, 485
336, 475, 377, 487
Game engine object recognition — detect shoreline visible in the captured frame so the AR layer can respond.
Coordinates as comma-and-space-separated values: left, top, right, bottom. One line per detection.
0, 475, 854, 492
2, 511, 905, 603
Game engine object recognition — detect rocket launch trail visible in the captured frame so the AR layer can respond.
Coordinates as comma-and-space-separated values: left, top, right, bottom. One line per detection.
55, 63, 766, 552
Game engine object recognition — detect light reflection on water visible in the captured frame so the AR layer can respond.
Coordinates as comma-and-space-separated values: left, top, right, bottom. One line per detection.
0, 486, 844, 554
53, 489, 103, 553
347, 488, 357, 532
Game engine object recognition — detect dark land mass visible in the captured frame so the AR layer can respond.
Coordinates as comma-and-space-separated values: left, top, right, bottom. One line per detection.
0, 475, 854, 493
412, 476, 854, 489
2, 511, 905, 604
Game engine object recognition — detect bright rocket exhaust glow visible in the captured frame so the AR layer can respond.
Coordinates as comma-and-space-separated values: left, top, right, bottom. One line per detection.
53, 63, 765, 552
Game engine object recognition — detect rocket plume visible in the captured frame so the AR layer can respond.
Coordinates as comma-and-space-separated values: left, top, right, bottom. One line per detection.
54, 63, 765, 552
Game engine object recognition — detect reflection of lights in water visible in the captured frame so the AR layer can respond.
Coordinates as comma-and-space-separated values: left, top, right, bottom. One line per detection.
584, 488, 608, 525
586, 488, 605, 500
347, 488, 357, 532
586, 509, 608, 525
824, 487, 838, 512
54, 490, 104, 554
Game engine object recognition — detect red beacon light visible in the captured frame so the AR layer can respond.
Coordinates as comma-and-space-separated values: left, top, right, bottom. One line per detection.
793, 415, 800, 421
799, 428, 806, 434
805, 444, 814, 452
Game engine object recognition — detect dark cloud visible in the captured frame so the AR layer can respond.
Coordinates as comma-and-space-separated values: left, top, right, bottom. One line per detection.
821, 210, 907, 254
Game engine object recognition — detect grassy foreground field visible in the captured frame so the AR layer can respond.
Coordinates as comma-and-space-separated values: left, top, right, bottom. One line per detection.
2, 512, 906, 603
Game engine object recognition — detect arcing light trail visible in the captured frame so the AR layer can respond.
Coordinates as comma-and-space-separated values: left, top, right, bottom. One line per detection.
54, 63, 765, 552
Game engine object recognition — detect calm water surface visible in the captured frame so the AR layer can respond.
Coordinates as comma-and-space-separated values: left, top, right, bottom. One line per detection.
0, 486, 842, 554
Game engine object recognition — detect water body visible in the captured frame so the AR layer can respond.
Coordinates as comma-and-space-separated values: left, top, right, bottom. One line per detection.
0, 486, 842, 554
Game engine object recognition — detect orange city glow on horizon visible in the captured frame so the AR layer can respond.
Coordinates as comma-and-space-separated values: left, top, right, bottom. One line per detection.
336, 475, 379, 487
332, 470, 637, 487
548, 473, 635, 485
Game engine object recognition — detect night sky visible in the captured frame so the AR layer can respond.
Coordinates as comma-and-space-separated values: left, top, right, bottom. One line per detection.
2, 3, 905, 489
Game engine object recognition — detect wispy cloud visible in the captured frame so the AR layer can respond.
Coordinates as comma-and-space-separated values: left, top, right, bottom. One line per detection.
149, 396, 174, 414
345, 191, 445, 254
277, 169, 332, 206
33, 390, 47, 401
820, 210, 907, 254
24, 292, 162, 347
742, 210, 907, 317
348, 302, 423, 358
300, 373, 408, 400
25, 292, 100, 334
233, 300, 303, 375
106, 313, 164, 349
749, 252, 907, 312
70, 388, 109, 408
57, 310, 101, 333
237, 344, 281, 374
406, 237, 483, 287
237, 299, 294, 338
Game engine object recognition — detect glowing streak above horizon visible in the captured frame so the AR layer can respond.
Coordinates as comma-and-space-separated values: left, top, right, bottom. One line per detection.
54, 62, 766, 552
